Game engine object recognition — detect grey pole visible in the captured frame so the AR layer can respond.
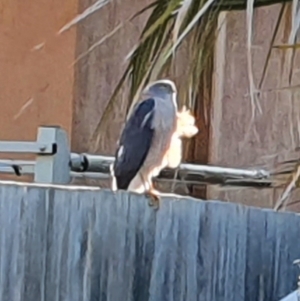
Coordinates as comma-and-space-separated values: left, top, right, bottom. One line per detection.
34, 126, 71, 184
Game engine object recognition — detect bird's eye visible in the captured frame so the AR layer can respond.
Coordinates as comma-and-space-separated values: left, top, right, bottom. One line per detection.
161, 84, 169, 90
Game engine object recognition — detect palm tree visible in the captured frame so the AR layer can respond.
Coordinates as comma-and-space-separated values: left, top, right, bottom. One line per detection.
90, 0, 293, 151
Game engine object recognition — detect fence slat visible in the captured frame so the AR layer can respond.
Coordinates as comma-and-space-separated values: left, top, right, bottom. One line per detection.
0, 182, 299, 301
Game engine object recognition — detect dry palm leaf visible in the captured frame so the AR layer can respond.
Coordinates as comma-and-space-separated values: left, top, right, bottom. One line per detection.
90, 0, 224, 151
90, 0, 294, 152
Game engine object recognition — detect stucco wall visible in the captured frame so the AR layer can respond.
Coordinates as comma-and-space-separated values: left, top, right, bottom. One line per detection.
208, 3, 300, 210
0, 0, 77, 141
0, 0, 78, 180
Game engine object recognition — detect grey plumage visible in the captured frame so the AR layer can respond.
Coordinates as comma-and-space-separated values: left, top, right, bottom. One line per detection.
111, 79, 178, 196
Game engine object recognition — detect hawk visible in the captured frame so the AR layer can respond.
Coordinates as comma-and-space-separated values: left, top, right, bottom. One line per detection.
111, 79, 198, 207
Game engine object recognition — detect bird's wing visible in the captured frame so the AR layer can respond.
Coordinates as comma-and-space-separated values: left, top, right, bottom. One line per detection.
113, 98, 155, 190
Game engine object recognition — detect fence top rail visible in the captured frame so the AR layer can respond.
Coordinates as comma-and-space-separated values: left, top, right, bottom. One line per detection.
1, 179, 300, 218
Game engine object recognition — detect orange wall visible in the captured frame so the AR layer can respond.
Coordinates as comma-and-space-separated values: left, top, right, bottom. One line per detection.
0, 0, 78, 181
0, 0, 78, 142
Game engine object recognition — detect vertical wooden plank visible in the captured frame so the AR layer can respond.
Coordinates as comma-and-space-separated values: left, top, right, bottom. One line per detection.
23, 187, 49, 301
0, 185, 25, 301
0, 185, 49, 301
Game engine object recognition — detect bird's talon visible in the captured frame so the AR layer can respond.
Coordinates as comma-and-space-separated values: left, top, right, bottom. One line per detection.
145, 193, 160, 210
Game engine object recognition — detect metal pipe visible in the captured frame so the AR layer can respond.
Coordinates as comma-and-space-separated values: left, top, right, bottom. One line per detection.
75, 153, 269, 178
70, 153, 112, 173
0, 153, 272, 187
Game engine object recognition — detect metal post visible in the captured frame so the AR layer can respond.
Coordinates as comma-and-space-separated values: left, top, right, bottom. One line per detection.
34, 126, 71, 184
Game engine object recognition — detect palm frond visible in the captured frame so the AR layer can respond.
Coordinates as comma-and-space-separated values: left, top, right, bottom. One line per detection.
90, 0, 298, 216
91, 0, 224, 151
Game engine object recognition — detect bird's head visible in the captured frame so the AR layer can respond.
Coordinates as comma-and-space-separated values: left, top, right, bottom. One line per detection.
143, 79, 177, 97
142, 79, 178, 109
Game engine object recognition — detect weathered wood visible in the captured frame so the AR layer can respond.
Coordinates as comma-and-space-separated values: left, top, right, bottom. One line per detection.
0, 181, 299, 300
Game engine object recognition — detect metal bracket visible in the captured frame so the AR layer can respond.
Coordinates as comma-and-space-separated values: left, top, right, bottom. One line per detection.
34, 126, 71, 184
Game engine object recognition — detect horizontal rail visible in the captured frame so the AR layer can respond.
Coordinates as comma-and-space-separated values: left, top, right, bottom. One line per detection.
0, 142, 56, 154
0, 153, 272, 187
71, 153, 272, 187
0, 126, 282, 187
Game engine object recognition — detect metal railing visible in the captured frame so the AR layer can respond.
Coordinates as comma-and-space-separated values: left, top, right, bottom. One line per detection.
0, 126, 273, 187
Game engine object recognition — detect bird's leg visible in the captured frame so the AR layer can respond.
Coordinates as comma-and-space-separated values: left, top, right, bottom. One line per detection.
139, 173, 160, 209
145, 183, 161, 210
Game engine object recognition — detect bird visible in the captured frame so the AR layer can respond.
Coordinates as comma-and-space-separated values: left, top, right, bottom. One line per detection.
111, 79, 179, 208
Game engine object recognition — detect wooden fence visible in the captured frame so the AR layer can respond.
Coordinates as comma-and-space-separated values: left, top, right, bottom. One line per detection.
0, 181, 300, 300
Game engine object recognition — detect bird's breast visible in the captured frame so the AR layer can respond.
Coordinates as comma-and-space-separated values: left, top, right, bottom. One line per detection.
141, 99, 177, 174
